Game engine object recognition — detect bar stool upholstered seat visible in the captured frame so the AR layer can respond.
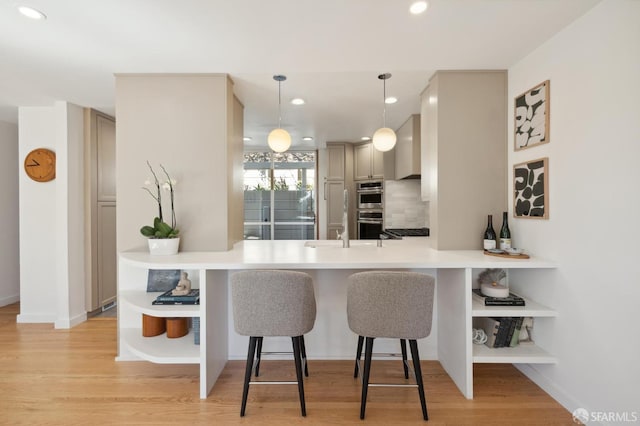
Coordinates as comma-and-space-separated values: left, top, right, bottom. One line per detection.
231, 270, 316, 417
347, 271, 435, 421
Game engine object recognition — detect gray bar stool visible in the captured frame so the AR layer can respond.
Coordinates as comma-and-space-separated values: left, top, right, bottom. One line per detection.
231, 270, 317, 417
347, 271, 435, 421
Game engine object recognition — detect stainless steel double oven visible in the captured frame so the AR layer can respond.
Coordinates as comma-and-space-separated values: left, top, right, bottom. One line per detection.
356, 180, 384, 239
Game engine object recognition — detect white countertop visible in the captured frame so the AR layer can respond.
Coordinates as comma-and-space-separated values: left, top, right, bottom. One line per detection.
120, 239, 555, 270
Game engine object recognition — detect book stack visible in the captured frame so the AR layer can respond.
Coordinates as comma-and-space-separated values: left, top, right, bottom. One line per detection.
193, 317, 200, 345
152, 289, 200, 305
472, 289, 525, 306
476, 317, 525, 348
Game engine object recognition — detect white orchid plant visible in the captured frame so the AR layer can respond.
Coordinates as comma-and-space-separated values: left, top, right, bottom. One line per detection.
140, 161, 179, 239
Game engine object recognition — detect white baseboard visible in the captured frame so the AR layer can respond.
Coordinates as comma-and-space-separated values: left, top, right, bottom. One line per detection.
55, 312, 88, 329
515, 364, 603, 426
0, 294, 19, 307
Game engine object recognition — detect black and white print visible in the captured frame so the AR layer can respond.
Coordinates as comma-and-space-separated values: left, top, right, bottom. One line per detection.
514, 157, 548, 219
514, 80, 549, 151
146, 269, 181, 292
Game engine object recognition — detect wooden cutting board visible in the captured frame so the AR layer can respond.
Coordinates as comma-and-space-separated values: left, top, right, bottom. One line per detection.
483, 250, 530, 259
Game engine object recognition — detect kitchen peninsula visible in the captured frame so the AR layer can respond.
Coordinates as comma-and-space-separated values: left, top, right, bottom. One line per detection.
118, 239, 556, 400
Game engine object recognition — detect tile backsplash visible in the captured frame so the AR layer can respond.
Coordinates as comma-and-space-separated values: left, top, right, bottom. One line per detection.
384, 180, 429, 228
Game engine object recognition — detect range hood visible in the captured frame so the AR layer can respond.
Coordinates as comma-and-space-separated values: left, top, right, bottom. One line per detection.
392, 114, 421, 180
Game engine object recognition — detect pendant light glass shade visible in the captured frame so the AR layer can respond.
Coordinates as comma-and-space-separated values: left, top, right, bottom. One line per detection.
372, 127, 397, 152
268, 128, 291, 153
372, 73, 397, 152
268, 75, 291, 153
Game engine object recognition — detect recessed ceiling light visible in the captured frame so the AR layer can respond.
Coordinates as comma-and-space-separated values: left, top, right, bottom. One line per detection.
291, 98, 305, 105
385, 96, 398, 104
302, 136, 313, 141
409, 1, 428, 15
361, 136, 371, 141
18, 6, 47, 20
243, 137, 252, 141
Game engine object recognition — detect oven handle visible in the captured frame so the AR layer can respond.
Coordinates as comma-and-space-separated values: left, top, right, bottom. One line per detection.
357, 189, 383, 194
357, 219, 384, 224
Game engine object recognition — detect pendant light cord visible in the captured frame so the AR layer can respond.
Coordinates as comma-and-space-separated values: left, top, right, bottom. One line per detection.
382, 77, 387, 128
278, 79, 282, 129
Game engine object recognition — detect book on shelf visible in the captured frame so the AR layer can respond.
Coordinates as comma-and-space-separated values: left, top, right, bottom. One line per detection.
494, 317, 512, 348
476, 317, 525, 348
509, 317, 524, 347
472, 289, 525, 306
152, 289, 200, 305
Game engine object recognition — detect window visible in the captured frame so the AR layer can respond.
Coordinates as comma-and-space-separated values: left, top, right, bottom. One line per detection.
243, 151, 316, 240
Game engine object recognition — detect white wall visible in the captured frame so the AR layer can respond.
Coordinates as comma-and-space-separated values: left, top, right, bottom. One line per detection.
115, 74, 243, 252
507, 1, 640, 421
18, 102, 87, 327
0, 120, 19, 306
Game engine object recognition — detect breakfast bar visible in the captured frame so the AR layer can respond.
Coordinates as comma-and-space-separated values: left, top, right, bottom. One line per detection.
117, 239, 556, 400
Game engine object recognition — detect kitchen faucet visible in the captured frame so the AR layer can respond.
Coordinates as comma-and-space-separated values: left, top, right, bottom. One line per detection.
336, 189, 350, 248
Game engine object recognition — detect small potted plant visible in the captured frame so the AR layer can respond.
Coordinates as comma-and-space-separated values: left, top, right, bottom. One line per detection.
141, 161, 180, 255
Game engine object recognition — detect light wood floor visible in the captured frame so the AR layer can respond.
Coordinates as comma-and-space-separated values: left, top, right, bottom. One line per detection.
0, 303, 574, 425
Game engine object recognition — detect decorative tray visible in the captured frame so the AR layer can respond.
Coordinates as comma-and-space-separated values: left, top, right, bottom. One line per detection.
483, 249, 530, 259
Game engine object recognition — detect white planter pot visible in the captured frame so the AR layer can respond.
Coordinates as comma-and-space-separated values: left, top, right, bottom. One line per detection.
148, 237, 180, 255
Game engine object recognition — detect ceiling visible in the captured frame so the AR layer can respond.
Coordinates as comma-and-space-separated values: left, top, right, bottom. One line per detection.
0, 0, 599, 149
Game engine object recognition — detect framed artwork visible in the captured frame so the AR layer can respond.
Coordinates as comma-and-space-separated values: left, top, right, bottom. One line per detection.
146, 269, 181, 292
514, 80, 549, 151
514, 157, 548, 219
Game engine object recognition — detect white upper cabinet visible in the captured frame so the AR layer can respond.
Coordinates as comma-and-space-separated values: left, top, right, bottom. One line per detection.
394, 114, 421, 180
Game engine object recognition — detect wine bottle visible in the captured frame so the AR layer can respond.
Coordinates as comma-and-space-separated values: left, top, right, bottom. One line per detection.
499, 211, 511, 249
483, 215, 496, 250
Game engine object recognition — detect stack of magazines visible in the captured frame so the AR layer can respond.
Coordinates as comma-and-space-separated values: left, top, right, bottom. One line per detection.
152, 289, 200, 305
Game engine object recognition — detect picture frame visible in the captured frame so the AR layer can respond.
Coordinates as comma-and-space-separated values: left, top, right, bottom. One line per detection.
146, 269, 181, 292
513, 157, 548, 219
514, 80, 550, 151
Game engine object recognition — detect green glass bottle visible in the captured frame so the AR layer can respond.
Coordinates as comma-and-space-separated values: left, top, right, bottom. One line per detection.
499, 212, 511, 250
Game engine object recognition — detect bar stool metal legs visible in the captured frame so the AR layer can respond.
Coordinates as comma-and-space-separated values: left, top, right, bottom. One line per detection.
360, 337, 375, 420
291, 335, 306, 416
353, 336, 409, 380
254, 336, 309, 378
354, 336, 429, 421
241, 337, 258, 417
254, 337, 263, 376
409, 339, 428, 421
400, 339, 409, 379
240, 335, 308, 417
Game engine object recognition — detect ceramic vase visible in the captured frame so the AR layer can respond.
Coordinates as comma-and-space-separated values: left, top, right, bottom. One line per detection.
148, 237, 180, 255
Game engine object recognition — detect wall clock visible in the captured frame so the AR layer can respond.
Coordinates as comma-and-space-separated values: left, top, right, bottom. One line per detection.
24, 148, 56, 182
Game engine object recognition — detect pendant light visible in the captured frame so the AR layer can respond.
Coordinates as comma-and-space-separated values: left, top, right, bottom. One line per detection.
267, 75, 292, 153
372, 73, 397, 152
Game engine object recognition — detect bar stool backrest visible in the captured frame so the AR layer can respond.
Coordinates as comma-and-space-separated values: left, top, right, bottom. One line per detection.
231, 270, 316, 337
347, 271, 435, 339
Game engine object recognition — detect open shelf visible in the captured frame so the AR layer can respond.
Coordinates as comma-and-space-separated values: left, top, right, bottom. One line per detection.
120, 290, 201, 317
120, 328, 200, 364
472, 296, 557, 317
473, 343, 557, 364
